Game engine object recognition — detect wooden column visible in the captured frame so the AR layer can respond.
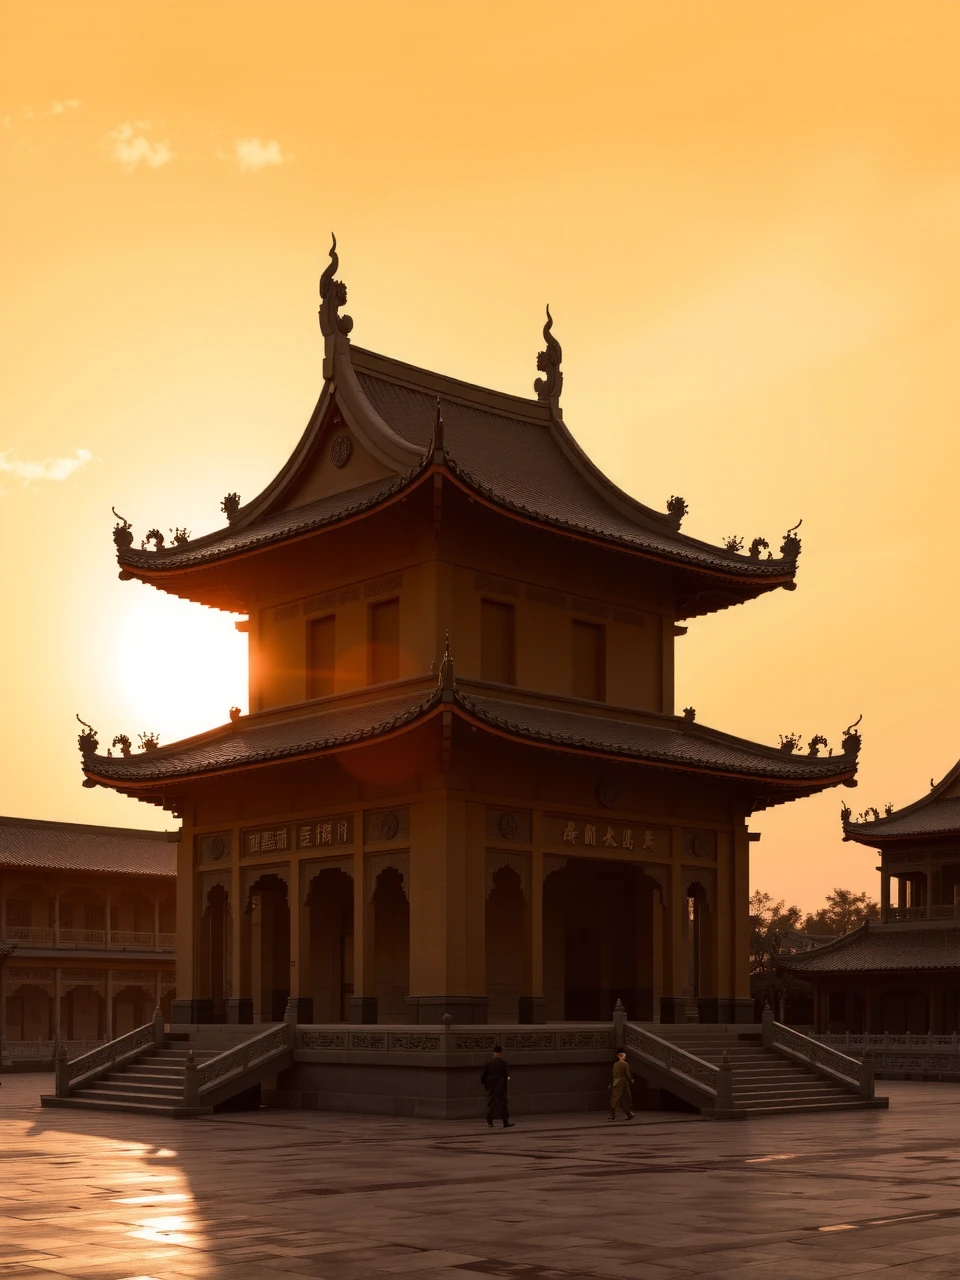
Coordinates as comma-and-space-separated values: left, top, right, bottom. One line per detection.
53, 887, 60, 948
230, 851, 242, 1014
521, 810, 546, 1023
105, 889, 113, 948
105, 970, 113, 1040
661, 830, 687, 1022
53, 968, 61, 1042
351, 812, 376, 1023
153, 895, 160, 948
731, 825, 751, 1021
880, 865, 890, 922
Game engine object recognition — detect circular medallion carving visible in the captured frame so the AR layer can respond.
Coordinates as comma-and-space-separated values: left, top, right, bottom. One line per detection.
497, 812, 519, 840
329, 434, 352, 469
378, 811, 399, 841
597, 778, 618, 809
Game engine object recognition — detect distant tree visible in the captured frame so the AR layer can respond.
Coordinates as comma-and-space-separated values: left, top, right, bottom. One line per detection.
803, 888, 879, 938
749, 891, 803, 1013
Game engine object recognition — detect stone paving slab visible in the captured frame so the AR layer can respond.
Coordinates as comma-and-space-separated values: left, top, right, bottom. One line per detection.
3, 1075, 960, 1278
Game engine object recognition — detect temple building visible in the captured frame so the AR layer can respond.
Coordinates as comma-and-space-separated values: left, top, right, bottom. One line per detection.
78, 238, 861, 1035
0, 816, 176, 1068
785, 767, 960, 1035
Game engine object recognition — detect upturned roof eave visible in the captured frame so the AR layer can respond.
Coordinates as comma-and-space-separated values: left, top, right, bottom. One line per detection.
842, 758, 960, 844
79, 684, 858, 798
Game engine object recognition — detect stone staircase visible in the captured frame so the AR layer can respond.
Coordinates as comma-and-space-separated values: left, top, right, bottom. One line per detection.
41, 1023, 293, 1118
652, 1023, 888, 1117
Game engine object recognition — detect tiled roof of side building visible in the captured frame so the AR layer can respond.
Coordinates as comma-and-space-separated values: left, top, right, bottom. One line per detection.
782, 923, 960, 973
0, 815, 177, 876
844, 759, 960, 843
81, 683, 856, 796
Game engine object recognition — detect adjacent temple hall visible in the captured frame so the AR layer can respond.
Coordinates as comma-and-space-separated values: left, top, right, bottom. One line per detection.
786, 766, 960, 1036
80, 238, 860, 1030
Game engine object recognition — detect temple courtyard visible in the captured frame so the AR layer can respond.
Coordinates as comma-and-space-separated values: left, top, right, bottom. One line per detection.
2, 1078, 960, 1279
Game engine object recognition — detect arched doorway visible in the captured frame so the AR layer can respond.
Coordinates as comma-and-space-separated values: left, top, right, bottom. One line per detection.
242, 874, 290, 1022
485, 864, 526, 1022
306, 867, 354, 1022
198, 883, 231, 1022
372, 866, 409, 1022
544, 859, 659, 1021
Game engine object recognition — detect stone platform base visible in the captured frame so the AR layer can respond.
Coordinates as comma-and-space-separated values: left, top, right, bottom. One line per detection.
257, 1021, 677, 1120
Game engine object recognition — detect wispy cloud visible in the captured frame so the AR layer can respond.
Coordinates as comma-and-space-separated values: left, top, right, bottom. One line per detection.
45, 98, 82, 116
105, 121, 174, 171
233, 137, 290, 172
0, 448, 92, 487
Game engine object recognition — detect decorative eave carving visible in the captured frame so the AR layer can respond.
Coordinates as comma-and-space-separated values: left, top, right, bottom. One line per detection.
318, 233, 354, 380
842, 714, 863, 757
534, 305, 563, 414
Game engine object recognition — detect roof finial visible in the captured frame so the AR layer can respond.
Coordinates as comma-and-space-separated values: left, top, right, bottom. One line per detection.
779, 519, 802, 562
534, 304, 563, 411
432, 396, 445, 458
319, 233, 353, 378
76, 714, 98, 758
439, 630, 455, 695
841, 714, 863, 757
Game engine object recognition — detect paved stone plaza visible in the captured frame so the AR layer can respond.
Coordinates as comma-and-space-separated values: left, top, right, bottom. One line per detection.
3, 1077, 960, 1279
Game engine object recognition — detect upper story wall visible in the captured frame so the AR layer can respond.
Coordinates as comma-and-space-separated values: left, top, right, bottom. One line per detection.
250, 487, 677, 715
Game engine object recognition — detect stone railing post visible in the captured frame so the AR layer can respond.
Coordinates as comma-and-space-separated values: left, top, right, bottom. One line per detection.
152, 1005, 165, 1046
859, 1049, 875, 1101
54, 1041, 70, 1098
613, 998, 627, 1050
183, 1049, 198, 1105
761, 1003, 774, 1049
716, 1050, 734, 1112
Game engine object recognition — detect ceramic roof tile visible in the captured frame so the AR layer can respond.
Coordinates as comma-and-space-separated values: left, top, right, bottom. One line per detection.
783, 924, 960, 973
82, 683, 854, 791
845, 797, 960, 842
0, 816, 176, 876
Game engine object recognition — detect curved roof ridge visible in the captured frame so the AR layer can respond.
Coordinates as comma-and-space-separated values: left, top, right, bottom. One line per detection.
843, 758, 960, 842
780, 921, 870, 968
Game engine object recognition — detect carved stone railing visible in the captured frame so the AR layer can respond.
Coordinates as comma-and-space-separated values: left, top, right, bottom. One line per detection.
931, 905, 960, 921
5, 1039, 101, 1061
109, 930, 157, 948
158, 932, 177, 948
55, 1007, 165, 1097
4, 926, 54, 944
624, 1023, 730, 1109
762, 1009, 871, 1098
59, 928, 106, 947
184, 1021, 294, 1104
816, 1031, 960, 1050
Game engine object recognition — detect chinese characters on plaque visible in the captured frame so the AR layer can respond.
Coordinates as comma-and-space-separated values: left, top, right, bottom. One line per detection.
556, 817, 664, 854
243, 815, 353, 857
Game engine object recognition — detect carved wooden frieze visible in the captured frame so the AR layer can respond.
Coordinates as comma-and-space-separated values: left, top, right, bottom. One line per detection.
524, 585, 567, 609
682, 829, 717, 861
196, 831, 231, 865
474, 572, 520, 598
364, 808, 409, 844
641, 864, 669, 901
366, 850, 410, 901
273, 601, 300, 623
570, 595, 609, 619
5, 966, 53, 982
485, 850, 531, 900
115, 970, 157, 984
365, 573, 403, 598
484, 808, 532, 844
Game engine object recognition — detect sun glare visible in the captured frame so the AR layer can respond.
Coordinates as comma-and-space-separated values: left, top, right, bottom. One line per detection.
116, 589, 247, 744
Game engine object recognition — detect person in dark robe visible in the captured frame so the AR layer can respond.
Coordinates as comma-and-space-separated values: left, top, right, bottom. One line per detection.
609, 1051, 634, 1120
480, 1045, 514, 1128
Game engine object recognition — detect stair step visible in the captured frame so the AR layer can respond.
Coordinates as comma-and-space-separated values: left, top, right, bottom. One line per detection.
97, 1079, 183, 1097
71, 1087, 182, 1106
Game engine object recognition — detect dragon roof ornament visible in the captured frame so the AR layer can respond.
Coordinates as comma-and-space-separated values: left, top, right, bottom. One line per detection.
534, 304, 563, 413
319, 233, 354, 378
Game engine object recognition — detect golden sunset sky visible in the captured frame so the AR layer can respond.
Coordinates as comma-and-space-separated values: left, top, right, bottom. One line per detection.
2, 1, 958, 911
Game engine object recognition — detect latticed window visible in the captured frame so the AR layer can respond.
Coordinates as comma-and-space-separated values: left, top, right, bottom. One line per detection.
6, 899, 31, 927
84, 904, 105, 931
59, 902, 73, 928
